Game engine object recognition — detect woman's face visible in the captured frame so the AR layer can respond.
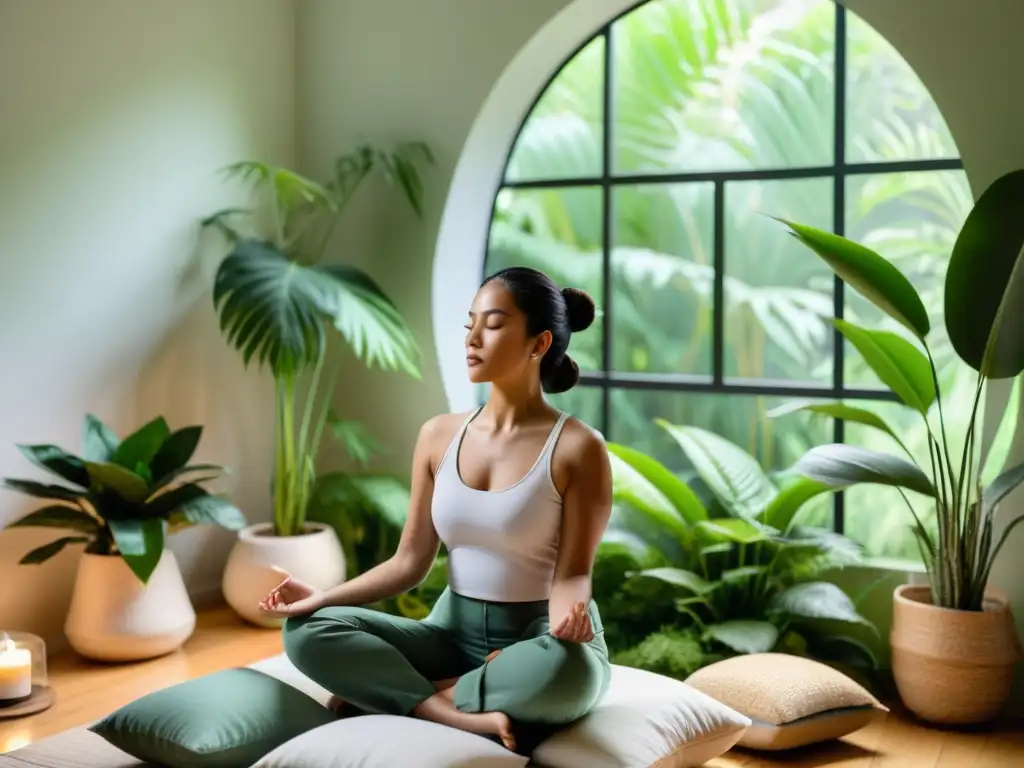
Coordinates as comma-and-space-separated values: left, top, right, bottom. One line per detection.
464, 281, 551, 385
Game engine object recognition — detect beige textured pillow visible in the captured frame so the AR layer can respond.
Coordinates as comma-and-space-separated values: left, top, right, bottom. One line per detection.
685, 653, 887, 751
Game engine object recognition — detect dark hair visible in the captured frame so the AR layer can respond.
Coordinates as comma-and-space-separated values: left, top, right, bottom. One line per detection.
481, 266, 596, 394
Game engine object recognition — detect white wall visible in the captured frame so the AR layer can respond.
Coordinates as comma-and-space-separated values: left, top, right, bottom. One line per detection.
0, 0, 294, 644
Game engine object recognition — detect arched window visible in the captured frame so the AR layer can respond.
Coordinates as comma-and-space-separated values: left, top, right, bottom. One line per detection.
482, 0, 968, 561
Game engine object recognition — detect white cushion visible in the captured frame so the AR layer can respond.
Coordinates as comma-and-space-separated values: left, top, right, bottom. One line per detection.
244, 655, 749, 768
531, 665, 751, 768
248, 653, 334, 706
251, 715, 529, 768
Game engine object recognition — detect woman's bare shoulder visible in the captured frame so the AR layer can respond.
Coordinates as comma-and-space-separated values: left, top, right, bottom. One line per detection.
552, 416, 608, 489
416, 411, 475, 466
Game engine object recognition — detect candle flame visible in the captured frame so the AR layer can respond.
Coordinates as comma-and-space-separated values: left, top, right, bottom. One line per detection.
1, 635, 14, 654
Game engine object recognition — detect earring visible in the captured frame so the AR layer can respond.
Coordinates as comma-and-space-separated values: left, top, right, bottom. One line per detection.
531, 354, 538, 360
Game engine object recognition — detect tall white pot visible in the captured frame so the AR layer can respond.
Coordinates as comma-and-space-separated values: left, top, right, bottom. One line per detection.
222, 522, 347, 628
65, 550, 196, 662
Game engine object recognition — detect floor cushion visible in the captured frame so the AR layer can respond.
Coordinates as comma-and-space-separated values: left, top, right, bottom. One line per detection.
252, 715, 529, 767
685, 652, 887, 750
88, 667, 336, 767
531, 665, 750, 767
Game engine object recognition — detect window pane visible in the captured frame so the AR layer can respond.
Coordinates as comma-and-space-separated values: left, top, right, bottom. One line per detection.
843, 170, 973, 388
725, 178, 835, 384
612, 0, 835, 175
485, 186, 604, 371
846, 14, 959, 163
844, 401, 933, 560
549, 385, 603, 432
505, 36, 605, 183
611, 183, 714, 376
608, 389, 833, 523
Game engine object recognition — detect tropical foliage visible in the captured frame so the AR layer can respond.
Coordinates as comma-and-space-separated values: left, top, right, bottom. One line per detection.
773, 168, 1024, 611
2, 415, 245, 583
201, 143, 433, 536
483, 0, 980, 559
595, 421, 877, 680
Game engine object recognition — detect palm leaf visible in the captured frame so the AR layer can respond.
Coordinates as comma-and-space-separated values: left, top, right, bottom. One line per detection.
212, 239, 419, 377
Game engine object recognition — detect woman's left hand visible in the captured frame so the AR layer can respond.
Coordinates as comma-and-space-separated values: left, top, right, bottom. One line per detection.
550, 601, 594, 643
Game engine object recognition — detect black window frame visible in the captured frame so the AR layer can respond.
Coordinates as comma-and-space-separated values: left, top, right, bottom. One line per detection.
483, 0, 963, 534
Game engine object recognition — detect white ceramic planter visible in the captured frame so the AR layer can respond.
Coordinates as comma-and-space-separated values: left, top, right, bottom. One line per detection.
64, 550, 196, 662
222, 522, 347, 628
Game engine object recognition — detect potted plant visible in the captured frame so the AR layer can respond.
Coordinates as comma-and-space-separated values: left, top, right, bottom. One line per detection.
201, 143, 431, 627
2, 414, 246, 662
770, 168, 1024, 724
596, 423, 876, 684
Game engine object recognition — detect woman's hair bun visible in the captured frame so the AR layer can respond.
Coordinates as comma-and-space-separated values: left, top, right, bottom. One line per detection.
544, 354, 580, 394
561, 287, 596, 333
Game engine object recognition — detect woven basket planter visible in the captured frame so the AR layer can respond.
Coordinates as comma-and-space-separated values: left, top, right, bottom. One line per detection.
890, 583, 1022, 725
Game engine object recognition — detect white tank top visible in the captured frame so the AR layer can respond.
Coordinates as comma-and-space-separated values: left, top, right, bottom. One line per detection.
431, 408, 569, 603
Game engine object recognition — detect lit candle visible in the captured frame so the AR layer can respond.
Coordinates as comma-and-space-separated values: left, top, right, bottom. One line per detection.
0, 634, 32, 704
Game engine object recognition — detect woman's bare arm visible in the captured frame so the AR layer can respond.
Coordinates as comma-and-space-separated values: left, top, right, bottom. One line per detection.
313, 415, 451, 608
548, 422, 613, 637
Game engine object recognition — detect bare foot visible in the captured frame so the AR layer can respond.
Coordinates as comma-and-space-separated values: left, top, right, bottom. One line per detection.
412, 692, 517, 752
326, 695, 347, 716
481, 711, 516, 751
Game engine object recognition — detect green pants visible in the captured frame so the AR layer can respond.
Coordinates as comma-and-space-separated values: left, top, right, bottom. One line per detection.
283, 588, 611, 726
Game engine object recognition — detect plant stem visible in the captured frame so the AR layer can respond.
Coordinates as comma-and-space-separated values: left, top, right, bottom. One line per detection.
275, 374, 298, 536
927, 346, 959, 512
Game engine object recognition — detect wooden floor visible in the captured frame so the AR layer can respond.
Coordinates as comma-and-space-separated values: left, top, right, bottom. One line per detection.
1, 605, 1021, 766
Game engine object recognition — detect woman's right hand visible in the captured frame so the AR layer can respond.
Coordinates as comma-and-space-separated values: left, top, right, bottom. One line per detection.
258, 567, 325, 618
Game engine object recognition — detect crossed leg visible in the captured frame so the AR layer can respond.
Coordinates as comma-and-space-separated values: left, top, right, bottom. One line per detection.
283, 607, 516, 747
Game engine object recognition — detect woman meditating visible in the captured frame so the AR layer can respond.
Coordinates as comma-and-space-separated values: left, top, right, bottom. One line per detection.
257, 266, 613, 753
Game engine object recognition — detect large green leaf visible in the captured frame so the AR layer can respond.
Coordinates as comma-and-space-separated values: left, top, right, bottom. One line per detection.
152, 464, 226, 491
703, 621, 779, 654
769, 581, 874, 627
769, 584, 859, 624
631, 567, 714, 594
15, 445, 90, 488
759, 475, 834, 530
144, 483, 209, 518
1, 478, 83, 504
85, 462, 150, 503
81, 414, 119, 462
697, 517, 774, 545
768, 400, 911, 456
150, 426, 202, 482
110, 518, 165, 583
169, 493, 247, 529
607, 443, 707, 524
607, 452, 694, 542
793, 444, 936, 497
833, 320, 936, 415
945, 169, 1024, 378
775, 219, 930, 338
7, 505, 100, 534
657, 421, 777, 518
598, 529, 658, 565
212, 239, 420, 377
982, 462, 1024, 516
112, 416, 170, 471
19, 536, 90, 565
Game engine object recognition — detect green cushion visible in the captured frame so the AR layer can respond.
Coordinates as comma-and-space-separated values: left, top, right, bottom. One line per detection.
88, 667, 336, 768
